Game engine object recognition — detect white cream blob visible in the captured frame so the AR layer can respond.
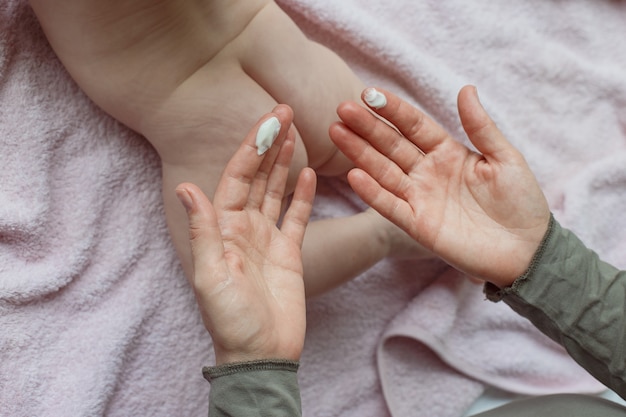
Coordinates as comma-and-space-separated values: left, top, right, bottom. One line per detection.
363, 88, 387, 109
255, 116, 281, 155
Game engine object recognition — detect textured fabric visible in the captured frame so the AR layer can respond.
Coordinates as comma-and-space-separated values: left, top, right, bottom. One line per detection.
3, 1, 626, 416
474, 394, 626, 417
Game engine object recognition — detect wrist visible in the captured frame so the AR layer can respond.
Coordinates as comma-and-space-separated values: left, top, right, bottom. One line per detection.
213, 338, 303, 367
488, 213, 555, 290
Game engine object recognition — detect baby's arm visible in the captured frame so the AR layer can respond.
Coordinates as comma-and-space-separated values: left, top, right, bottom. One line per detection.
302, 209, 432, 297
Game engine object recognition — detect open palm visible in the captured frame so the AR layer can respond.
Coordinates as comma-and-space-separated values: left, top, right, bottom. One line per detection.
330, 86, 550, 287
177, 105, 316, 365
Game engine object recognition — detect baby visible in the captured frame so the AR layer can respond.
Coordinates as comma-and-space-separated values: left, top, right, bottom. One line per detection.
29, 0, 430, 296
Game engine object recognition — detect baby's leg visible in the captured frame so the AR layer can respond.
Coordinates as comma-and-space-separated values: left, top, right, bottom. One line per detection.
235, 2, 366, 176
154, 61, 309, 280
148, 4, 366, 281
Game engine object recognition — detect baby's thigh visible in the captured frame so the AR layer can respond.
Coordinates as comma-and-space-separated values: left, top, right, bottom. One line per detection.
234, 2, 365, 174
156, 63, 308, 280
152, 59, 308, 172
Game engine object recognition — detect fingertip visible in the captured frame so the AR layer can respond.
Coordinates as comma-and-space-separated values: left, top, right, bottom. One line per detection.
333, 101, 378, 144
249, 105, 295, 156
345, 168, 385, 214
335, 100, 365, 120
301, 166, 317, 191
457, 85, 510, 156
271, 104, 294, 125
176, 183, 212, 215
460, 87, 526, 165
335, 99, 353, 115
293, 167, 317, 202
460, 84, 478, 96
175, 183, 195, 213
362, 87, 388, 109
458, 85, 481, 112
328, 121, 349, 144
300, 166, 316, 179
470, 85, 479, 100
346, 168, 369, 191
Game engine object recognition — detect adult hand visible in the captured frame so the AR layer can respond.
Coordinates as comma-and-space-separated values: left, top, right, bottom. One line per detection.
329, 86, 550, 288
176, 105, 316, 365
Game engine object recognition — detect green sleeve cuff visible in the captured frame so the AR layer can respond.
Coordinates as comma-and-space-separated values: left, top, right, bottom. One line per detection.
206, 359, 302, 417
203, 359, 299, 382
482, 213, 626, 395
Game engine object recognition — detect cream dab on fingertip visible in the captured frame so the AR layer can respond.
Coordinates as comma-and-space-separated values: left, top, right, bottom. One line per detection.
363, 88, 387, 109
255, 116, 281, 155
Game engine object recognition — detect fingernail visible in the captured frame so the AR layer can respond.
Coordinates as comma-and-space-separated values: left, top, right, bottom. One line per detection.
363, 87, 387, 109
472, 86, 481, 102
256, 116, 281, 155
176, 187, 194, 213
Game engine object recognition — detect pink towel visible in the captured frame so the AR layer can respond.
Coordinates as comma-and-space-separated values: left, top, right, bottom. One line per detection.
2, 0, 625, 416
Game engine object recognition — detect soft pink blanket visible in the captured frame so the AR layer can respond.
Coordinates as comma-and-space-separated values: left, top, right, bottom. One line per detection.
2, 0, 626, 416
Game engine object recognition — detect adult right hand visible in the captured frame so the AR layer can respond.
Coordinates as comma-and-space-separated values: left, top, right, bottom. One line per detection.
176, 105, 316, 365
329, 86, 551, 288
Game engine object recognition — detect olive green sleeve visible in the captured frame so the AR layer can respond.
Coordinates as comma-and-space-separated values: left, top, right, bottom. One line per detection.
485, 214, 626, 398
204, 359, 302, 417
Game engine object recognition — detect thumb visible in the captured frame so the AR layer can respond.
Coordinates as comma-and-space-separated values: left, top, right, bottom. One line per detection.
175, 183, 224, 278
457, 85, 515, 162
